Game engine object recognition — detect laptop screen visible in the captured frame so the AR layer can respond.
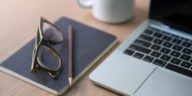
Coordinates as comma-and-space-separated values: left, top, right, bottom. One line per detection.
150, 0, 192, 34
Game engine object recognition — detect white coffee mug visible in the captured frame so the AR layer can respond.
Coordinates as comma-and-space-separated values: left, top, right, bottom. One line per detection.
76, 0, 134, 23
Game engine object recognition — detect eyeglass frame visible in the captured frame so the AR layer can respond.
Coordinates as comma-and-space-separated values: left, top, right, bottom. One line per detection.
31, 17, 64, 79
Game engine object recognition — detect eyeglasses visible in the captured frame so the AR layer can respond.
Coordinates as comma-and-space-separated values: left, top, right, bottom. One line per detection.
31, 17, 64, 79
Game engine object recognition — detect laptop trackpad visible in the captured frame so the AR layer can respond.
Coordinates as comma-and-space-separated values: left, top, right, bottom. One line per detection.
90, 51, 156, 95
135, 69, 192, 96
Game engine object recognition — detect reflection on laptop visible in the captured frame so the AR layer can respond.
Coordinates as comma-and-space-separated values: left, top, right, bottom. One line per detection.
90, 0, 192, 96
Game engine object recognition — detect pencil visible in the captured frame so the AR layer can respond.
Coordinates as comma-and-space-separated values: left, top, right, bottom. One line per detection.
68, 25, 73, 86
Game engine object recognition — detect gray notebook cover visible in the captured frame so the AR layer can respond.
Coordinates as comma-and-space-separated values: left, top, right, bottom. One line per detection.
0, 17, 117, 95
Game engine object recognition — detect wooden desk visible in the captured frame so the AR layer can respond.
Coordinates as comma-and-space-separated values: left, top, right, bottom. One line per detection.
0, 0, 150, 96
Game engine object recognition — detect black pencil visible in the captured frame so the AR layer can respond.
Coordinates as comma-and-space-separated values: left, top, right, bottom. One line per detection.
68, 25, 73, 86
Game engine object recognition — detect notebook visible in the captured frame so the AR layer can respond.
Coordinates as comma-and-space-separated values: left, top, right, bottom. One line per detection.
0, 17, 117, 95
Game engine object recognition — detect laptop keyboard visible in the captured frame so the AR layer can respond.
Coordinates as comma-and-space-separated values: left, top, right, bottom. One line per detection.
124, 27, 192, 78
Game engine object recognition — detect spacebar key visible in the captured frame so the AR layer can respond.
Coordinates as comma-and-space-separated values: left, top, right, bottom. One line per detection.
129, 44, 151, 54
166, 63, 192, 78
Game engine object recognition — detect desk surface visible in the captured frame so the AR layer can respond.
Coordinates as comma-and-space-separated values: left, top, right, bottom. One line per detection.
0, 0, 149, 96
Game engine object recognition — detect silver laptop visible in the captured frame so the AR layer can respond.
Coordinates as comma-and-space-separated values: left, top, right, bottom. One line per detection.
89, 0, 192, 96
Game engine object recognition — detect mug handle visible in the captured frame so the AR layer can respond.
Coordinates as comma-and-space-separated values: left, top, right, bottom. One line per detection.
76, 0, 93, 8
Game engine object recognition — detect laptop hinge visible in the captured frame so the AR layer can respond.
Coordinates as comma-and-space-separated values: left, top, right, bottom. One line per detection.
150, 20, 170, 29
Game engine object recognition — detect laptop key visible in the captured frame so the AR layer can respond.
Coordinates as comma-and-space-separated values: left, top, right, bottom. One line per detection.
172, 45, 182, 51
180, 61, 192, 69
160, 54, 171, 61
143, 55, 154, 63
163, 42, 172, 48
124, 49, 135, 56
129, 44, 151, 54
144, 29, 153, 35
170, 58, 181, 65
162, 35, 172, 41
166, 63, 192, 78
134, 39, 151, 48
153, 39, 163, 44
153, 59, 167, 67
151, 44, 161, 51
139, 34, 153, 41
181, 37, 189, 41
182, 48, 192, 55
151, 51, 161, 58
172, 38, 182, 44
180, 54, 191, 61
160, 48, 171, 54
153, 32, 163, 38
170, 51, 181, 57
182, 42, 191, 48
133, 52, 144, 59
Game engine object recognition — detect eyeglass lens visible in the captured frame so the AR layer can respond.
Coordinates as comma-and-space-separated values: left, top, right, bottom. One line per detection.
42, 21, 63, 43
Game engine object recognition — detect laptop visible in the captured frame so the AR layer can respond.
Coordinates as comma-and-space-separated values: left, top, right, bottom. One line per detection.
89, 0, 192, 96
